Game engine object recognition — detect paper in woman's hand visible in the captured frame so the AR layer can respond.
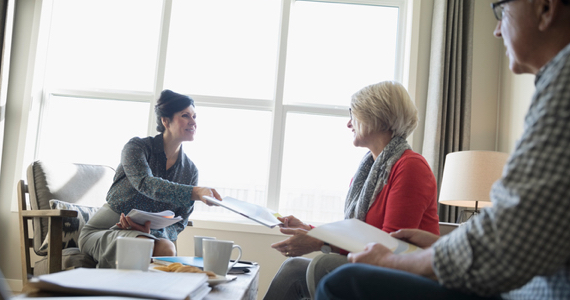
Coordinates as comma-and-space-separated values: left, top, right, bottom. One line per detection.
203, 196, 283, 228
112, 209, 183, 230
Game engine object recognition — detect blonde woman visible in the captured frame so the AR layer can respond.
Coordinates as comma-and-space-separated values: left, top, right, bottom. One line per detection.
264, 81, 439, 300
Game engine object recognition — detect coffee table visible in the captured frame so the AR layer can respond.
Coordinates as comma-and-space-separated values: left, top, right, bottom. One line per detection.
205, 264, 259, 300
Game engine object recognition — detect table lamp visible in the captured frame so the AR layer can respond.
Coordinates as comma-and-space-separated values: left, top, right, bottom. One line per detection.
438, 150, 509, 223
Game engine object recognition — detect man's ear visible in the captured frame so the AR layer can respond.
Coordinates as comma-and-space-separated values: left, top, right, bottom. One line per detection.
537, 0, 562, 31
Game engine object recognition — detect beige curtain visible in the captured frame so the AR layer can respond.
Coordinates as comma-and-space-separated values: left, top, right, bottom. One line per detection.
422, 0, 474, 223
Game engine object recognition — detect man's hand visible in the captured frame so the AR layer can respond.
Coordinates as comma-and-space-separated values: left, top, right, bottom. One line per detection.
390, 229, 440, 249
348, 242, 394, 266
347, 230, 439, 280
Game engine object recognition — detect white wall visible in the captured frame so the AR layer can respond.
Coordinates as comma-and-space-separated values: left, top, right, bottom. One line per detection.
0, 0, 536, 299
0, 0, 40, 292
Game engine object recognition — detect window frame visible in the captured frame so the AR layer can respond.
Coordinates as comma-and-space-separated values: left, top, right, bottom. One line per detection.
24, 0, 411, 222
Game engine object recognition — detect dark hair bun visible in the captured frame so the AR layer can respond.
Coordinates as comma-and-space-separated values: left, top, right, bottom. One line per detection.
154, 90, 195, 133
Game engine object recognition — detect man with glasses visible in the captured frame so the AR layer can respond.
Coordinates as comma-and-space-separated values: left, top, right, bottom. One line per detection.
315, 0, 570, 299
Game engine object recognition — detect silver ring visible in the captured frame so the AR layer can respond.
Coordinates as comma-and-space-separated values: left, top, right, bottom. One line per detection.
126, 226, 132, 230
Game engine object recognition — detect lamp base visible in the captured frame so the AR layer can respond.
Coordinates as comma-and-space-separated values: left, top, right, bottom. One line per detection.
457, 209, 479, 223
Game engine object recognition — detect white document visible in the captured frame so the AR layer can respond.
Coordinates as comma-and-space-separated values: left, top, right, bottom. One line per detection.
203, 196, 283, 228
120, 209, 183, 230
307, 219, 420, 254
28, 268, 210, 300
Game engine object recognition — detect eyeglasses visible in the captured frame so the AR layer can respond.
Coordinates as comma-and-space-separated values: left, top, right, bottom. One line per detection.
491, 0, 517, 21
349, 108, 352, 120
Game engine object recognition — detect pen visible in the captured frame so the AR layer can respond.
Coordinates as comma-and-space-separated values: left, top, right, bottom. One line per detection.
231, 260, 256, 265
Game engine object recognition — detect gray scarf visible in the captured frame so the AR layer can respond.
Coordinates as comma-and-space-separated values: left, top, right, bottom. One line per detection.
344, 136, 411, 221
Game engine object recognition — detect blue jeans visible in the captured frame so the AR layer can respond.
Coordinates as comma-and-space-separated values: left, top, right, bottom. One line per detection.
316, 263, 503, 300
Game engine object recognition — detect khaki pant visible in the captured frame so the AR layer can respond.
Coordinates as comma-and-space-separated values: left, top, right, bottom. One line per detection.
78, 203, 156, 269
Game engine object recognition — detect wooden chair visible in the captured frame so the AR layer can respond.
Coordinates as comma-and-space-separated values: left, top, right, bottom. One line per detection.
18, 160, 115, 284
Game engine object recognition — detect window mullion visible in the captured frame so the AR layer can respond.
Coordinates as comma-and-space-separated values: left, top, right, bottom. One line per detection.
149, 0, 173, 136
393, 0, 407, 83
266, 0, 293, 212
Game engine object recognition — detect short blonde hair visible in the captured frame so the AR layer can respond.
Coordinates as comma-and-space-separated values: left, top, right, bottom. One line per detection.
350, 81, 418, 138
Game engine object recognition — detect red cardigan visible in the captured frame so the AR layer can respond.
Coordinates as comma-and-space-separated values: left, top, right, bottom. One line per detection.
364, 150, 440, 235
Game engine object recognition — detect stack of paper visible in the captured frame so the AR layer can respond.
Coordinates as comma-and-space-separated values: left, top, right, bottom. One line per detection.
29, 268, 210, 300
111, 209, 183, 230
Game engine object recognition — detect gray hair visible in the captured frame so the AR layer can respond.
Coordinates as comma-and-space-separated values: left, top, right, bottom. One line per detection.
350, 81, 418, 138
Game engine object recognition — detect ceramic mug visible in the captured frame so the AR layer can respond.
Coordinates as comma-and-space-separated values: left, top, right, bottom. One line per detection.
194, 236, 216, 257
202, 239, 242, 276
115, 237, 154, 271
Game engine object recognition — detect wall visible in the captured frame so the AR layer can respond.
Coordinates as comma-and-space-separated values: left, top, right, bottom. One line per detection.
497, 58, 535, 153
470, 0, 503, 151
0, 0, 535, 299
0, 0, 39, 292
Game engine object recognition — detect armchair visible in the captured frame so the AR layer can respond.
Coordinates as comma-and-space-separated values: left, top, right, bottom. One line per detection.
18, 160, 115, 284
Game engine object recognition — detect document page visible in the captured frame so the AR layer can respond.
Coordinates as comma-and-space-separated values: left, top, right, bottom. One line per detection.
111, 209, 183, 230
203, 196, 283, 228
307, 219, 420, 254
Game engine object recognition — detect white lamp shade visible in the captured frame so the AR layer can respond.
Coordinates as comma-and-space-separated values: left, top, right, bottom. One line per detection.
439, 151, 509, 208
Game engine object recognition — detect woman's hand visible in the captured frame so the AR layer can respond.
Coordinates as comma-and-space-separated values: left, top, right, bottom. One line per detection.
270, 228, 322, 257
278, 215, 312, 231
115, 213, 151, 234
192, 186, 222, 206
390, 229, 440, 249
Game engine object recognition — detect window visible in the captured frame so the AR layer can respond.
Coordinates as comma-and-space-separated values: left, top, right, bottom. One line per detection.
30, 0, 408, 224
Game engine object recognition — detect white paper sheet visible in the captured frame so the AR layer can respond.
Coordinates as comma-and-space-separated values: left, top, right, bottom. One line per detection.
307, 219, 420, 254
29, 268, 210, 300
111, 209, 183, 230
203, 196, 283, 228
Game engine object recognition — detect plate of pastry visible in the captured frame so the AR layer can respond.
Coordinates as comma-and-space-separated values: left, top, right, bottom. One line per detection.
150, 262, 236, 285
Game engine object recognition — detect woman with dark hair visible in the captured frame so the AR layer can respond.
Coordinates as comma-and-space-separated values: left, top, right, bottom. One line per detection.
79, 89, 221, 268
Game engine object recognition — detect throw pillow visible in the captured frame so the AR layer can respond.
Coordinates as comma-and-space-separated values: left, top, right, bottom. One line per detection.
39, 200, 100, 252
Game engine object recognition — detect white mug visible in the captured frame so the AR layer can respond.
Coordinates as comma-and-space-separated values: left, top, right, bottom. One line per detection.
194, 236, 216, 257
203, 239, 242, 276
116, 237, 154, 271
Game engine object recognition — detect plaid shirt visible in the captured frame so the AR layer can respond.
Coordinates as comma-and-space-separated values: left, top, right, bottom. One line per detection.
433, 42, 570, 300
